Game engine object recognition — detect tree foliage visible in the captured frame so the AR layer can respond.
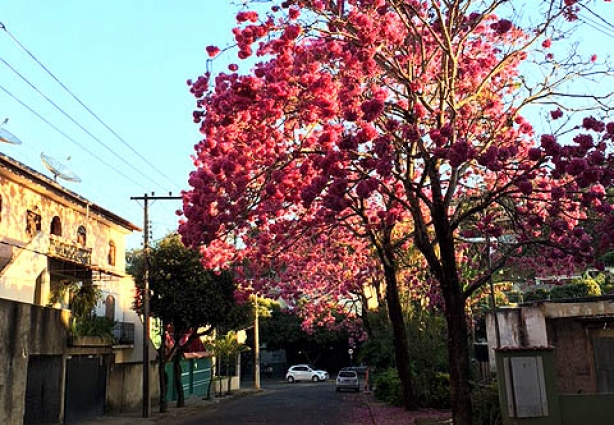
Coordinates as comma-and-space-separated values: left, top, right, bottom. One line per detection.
179, 2, 614, 423
131, 234, 251, 336
129, 234, 251, 408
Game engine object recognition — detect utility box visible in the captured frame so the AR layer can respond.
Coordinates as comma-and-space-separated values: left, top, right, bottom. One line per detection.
496, 348, 561, 425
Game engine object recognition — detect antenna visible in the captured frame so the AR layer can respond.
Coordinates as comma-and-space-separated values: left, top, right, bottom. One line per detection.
0, 118, 23, 145
40, 152, 81, 183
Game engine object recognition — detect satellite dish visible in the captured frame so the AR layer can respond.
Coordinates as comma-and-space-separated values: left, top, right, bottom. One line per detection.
40, 152, 81, 183
0, 119, 22, 145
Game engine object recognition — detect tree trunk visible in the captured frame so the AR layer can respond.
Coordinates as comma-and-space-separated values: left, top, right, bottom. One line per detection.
173, 352, 185, 407
206, 364, 213, 399
383, 260, 416, 410
158, 342, 167, 413
442, 279, 473, 425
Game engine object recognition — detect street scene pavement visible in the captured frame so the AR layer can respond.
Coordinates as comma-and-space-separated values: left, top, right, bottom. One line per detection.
77, 380, 364, 425
76, 379, 450, 425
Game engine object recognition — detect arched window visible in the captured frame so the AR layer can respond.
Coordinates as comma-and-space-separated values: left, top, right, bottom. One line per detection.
76, 225, 87, 246
108, 240, 116, 266
50, 216, 62, 236
105, 295, 115, 321
26, 208, 42, 238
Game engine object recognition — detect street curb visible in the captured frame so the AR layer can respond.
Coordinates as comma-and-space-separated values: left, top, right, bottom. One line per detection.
75, 389, 262, 425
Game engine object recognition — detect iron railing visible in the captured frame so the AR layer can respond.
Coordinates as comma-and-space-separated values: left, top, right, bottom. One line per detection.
112, 322, 135, 345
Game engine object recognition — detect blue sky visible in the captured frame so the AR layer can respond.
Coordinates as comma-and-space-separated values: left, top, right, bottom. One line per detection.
0, 1, 242, 249
0, 1, 612, 250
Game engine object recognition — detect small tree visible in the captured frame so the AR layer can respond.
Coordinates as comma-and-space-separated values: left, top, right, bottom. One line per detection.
129, 234, 251, 410
207, 331, 249, 396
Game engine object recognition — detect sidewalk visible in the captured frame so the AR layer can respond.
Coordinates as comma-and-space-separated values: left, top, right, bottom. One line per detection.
76, 389, 260, 425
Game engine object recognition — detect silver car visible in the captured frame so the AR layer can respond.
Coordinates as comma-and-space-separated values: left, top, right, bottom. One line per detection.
335, 370, 359, 392
285, 364, 329, 382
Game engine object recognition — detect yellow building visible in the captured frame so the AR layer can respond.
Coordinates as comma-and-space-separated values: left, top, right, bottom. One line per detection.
0, 152, 138, 307
0, 152, 157, 424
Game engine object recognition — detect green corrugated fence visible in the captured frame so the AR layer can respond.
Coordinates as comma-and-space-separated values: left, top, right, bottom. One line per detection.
165, 358, 213, 401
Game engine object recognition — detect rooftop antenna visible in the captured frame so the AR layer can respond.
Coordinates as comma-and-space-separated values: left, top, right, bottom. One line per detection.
0, 118, 23, 145
40, 152, 81, 183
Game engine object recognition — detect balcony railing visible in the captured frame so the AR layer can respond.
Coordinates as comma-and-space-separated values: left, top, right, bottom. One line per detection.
48, 235, 92, 265
113, 322, 135, 345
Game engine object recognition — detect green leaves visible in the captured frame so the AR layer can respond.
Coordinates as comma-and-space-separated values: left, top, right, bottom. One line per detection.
130, 233, 251, 338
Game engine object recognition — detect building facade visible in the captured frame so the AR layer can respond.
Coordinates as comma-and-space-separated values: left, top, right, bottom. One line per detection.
0, 152, 157, 424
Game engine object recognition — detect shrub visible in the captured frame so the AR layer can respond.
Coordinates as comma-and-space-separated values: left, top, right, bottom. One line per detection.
550, 280, 601, 300
472, 381, 501, 425
373, 368, 404, 407
522, 288, 549, 302
418, 372, 450, 409
72, 315, 116, 341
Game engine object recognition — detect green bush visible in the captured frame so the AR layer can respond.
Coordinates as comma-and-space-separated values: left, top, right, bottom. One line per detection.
417, 372, 449, 409
72, 315, 116, 341
507, 291, 521, 304
550, 280, 601, 300
373, 368, 404, 407
472, 381, 501, 425
523, 288, 549, 302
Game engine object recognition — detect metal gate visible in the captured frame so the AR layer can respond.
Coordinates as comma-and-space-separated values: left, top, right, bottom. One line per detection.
64, 355, 107, 424
24, 355, 62, 424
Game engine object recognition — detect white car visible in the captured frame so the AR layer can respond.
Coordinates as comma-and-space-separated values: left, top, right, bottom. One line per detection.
285, 364, 329, 382
336, 370, 359, 392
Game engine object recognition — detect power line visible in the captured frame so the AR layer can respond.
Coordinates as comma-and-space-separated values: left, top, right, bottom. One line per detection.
580, 4, 614, 32
578, 16, 614, 40
0, 20, 182, 191
0, 55, 168, 188
0, 83, 150, 191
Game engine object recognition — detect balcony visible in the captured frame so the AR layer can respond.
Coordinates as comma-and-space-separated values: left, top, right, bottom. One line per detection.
48, 235, 92, 265
112, 322, 135, 346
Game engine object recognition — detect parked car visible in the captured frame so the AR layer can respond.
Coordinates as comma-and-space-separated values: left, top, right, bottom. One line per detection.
285, 364, 329, 382
340, 366, 369, 380
335, 370, 359, 392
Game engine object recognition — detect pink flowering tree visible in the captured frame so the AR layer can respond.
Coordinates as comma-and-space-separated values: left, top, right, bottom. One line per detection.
180, 1, 614, 423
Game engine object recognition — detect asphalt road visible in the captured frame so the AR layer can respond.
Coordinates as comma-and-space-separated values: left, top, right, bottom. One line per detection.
172, 380, 362, 425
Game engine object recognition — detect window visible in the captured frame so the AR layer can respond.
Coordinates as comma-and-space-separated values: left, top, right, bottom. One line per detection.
105, 295, 115, 321
108, 240, 116, 266
26, 208, 42, 237
76, 225, 86, 246
50, 216, 62, 236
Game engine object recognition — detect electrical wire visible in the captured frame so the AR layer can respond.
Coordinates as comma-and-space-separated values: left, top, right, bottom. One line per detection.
0, 56, 169, 188
0, 83, 150, 191
0, 21, 183, 191
580, 3, 614, 32
577, 16, 614, 40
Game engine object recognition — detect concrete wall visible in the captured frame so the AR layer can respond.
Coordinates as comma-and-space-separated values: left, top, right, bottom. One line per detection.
107, 361, 159, 413
486, 308, 523, 370
0, 232, 49, 304
547, 318, 597, 394
521, 306, 548, 346
0, 299, 70, 425
542, 300, 614, 318
560, 394, 614, 425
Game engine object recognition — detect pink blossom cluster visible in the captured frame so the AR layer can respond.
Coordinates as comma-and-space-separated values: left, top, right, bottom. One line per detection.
179, 0, 614, 338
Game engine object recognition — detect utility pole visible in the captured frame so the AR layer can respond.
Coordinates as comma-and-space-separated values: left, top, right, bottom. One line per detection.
254, 295, 260, 390
131, 192, 182, 418
487, 237, 502, 349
